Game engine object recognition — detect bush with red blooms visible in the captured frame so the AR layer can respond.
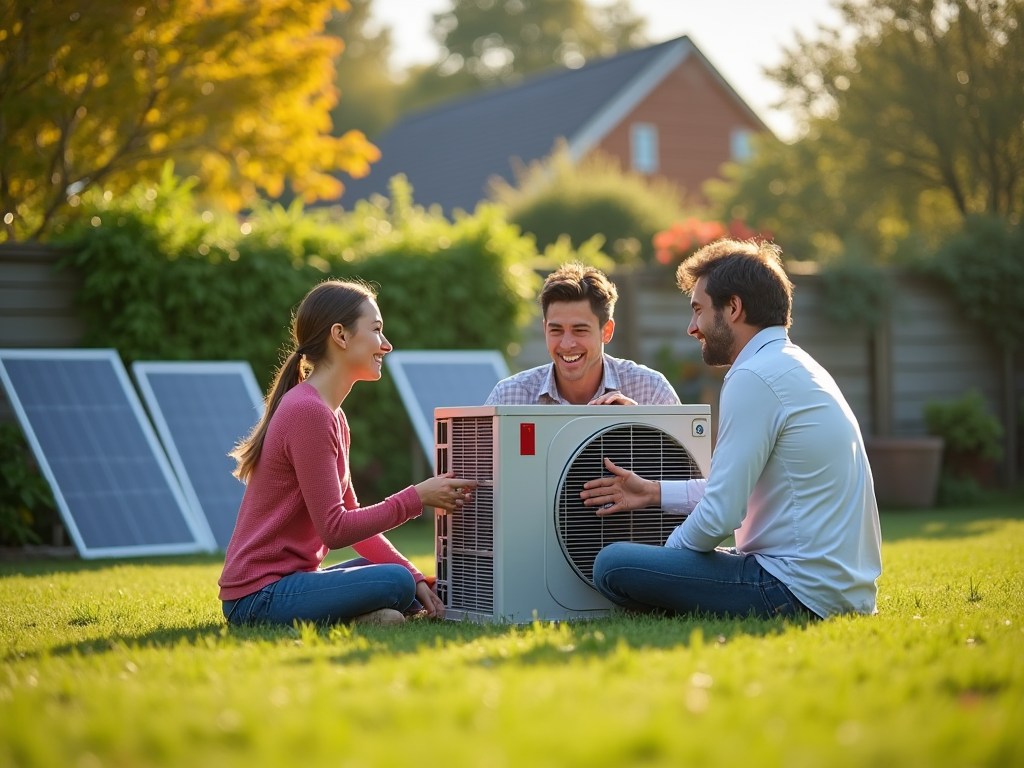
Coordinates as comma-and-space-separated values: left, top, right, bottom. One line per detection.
652, 218, 765, 264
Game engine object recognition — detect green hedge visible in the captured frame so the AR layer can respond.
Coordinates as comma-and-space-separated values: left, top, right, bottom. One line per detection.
59, 171, 542, 501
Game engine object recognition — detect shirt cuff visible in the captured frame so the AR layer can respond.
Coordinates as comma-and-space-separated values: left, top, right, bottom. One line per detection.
660, 479, 706, 514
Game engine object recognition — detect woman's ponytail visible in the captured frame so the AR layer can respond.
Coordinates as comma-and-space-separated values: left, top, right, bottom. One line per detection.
229, 279, 377, 482
230, 348, 305, 482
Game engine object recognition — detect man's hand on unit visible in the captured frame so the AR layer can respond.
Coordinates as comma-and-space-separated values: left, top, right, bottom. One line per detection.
580, 457, 660, 515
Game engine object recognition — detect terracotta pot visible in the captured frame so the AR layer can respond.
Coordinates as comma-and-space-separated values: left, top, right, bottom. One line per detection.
864, 437, 944, 509
943, 449, 998, 487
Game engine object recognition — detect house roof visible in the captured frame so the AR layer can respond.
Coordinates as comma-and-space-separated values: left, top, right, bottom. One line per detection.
337, 36, 767, 214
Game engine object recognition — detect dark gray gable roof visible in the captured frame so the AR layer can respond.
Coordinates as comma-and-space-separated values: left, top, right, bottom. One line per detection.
338, 36, 741, 214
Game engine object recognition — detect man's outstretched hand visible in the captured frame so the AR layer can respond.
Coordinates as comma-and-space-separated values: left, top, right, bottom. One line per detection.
580, 457, 660, 515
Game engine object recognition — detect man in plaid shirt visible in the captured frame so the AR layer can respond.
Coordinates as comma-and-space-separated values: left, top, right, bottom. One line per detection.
485, 262, 680, 406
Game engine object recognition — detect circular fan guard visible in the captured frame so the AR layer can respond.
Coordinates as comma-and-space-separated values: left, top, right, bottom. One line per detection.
555, 423, 703, 586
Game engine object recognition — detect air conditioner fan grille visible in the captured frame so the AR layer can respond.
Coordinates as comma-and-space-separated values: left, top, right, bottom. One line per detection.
557, 423, 702, 586
445, 416, 494, 614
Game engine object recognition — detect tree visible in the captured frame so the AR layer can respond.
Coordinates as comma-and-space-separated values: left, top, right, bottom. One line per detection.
327, 0, 400, 139
706, 129, 956, 262
713, 0, 1024, 260
435, 0, 645, 80
783, 0, 1024, 217
0, 0, 380, 240
400, 0, 647, 116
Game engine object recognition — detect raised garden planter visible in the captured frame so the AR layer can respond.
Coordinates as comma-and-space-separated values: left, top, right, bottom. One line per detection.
865, 436, 944, 509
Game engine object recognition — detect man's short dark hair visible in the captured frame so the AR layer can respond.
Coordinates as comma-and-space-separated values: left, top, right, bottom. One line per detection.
676, 239, 793, 329
540, 262, 618, 327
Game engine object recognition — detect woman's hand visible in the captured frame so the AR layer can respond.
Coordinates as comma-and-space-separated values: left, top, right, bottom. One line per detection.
414, 472, 479, 512
579, 457, 660, 515
416, 580, 445, 618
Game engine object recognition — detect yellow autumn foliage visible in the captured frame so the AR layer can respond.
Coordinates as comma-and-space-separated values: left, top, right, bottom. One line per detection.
0, 0, 380, 239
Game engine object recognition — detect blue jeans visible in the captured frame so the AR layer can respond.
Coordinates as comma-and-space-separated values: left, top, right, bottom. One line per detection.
593, 542, 815, 619
222, 558, 417, 626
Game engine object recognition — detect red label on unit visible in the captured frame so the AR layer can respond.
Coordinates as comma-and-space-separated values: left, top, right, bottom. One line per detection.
520, 423, 535, 455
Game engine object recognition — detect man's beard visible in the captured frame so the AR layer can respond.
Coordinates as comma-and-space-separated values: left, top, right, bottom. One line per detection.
701, 310, 735, 367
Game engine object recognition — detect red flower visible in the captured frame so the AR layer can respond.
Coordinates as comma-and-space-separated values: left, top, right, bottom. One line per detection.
727, 219, 754, 240
652, 218, 735, 263
653, 230, 677, 250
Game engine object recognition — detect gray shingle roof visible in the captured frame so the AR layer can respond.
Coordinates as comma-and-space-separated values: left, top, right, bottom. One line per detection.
337, 37, 692, 213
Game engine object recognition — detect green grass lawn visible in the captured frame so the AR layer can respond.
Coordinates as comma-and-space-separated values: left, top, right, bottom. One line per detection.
2, 499, 1023, 768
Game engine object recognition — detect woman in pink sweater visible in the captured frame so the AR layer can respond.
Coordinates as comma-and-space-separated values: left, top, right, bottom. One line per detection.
218, 280, 477, 627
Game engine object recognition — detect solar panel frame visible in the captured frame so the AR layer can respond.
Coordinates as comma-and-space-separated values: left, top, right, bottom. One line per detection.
0, 348, 215, 558
385, 350, 509, 460
132, 361, 265, 552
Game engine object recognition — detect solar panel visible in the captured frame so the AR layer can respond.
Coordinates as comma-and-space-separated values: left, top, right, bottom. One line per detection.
0, 349, 215, 558
385, 350, 510, 460
132, 361, 264, 551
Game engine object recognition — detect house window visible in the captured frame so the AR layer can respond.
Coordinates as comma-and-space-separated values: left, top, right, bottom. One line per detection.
630, 123, 659, 174
730, 129, 754, 162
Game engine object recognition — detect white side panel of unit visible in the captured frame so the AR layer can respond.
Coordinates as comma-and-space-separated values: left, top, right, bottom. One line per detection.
492, 419, 556, 622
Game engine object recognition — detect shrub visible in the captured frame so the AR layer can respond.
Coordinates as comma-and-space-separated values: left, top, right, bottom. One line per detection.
490, 144, 690, 264
924, 390, 1004, 460
936, 473, 985, 507
0, 424, 57, 547
535, 233, 616, 273
57, 171, 543, 501
925, 391, 1004, 503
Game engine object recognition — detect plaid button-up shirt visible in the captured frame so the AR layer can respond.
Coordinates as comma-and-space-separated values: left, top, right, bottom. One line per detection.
484, 354, 680, 405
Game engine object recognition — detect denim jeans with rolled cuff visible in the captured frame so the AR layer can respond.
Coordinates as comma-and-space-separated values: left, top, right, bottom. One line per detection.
593, 542, 818, 619
222, 558, 417, 626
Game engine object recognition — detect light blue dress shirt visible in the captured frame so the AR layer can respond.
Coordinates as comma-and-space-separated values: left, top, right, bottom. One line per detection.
661, 326, 882, 617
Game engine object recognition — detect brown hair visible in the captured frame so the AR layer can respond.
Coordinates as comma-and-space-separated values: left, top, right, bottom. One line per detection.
676, 239, 792, 329
539, 261, 618, 326
230, 279, 376, 482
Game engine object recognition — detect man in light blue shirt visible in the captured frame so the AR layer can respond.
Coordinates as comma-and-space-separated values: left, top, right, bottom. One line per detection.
581, 239, 882, 618
485, 262, 680, 406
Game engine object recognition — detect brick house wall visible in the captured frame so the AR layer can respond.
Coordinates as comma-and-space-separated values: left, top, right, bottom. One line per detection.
595, 55, 764, 202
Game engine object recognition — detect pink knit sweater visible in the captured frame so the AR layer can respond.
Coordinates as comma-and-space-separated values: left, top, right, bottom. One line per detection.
218, 382, 424, 601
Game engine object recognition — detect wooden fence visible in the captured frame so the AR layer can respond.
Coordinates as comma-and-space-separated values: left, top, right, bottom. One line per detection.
0, 244, 84, 423
1, 244, 1021, 481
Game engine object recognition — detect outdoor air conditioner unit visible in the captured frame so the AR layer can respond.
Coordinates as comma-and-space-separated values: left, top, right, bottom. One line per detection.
433, 405, 712, 623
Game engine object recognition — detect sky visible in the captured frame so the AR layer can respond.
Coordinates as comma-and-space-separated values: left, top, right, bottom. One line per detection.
369, 0, 847, 140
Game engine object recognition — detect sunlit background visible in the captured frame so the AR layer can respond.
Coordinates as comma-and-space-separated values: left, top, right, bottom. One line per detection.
375, 0, 845, 139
